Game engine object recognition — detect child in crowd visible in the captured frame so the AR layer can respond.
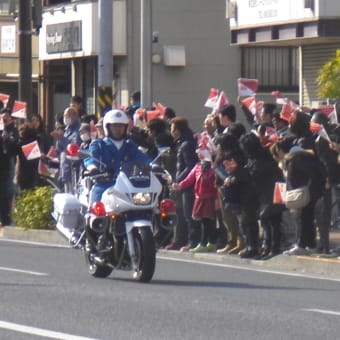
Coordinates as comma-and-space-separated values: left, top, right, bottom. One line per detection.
172, 147, 218, 252
221, 150, 259, 257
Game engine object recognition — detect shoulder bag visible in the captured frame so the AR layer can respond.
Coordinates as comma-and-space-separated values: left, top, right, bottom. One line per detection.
285, 183, 310, 209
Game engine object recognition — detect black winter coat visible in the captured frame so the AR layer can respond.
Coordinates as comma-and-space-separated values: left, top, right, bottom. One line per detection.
175, 129, 198, 182
246, 149, 284, 206
285, 149, 326, 202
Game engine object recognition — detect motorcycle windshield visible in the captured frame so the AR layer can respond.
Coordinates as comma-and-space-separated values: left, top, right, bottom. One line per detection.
120, 161, 151, 188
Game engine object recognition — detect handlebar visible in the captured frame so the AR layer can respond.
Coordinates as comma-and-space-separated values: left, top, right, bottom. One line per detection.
82, 171, 113, 182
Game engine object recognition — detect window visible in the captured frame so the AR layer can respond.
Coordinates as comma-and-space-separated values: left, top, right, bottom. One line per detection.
0, 0, 18, 16
241, 47, 299, 92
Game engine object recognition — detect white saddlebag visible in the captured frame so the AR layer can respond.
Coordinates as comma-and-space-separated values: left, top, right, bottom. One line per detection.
53, 193, 81, 230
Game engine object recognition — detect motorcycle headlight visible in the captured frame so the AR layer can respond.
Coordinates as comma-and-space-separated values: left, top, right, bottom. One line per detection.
132, 192, 152, 205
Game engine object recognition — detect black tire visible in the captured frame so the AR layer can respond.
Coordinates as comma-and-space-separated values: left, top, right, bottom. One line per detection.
132, 228, 156, 282
85, 252, 113, 278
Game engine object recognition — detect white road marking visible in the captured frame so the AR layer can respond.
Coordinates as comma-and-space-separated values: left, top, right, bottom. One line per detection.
0, 320, 99, 340
157, 255, 340, 283
0, 238, 69, 248
302, 309, 340, 316
0, 266, 47, 276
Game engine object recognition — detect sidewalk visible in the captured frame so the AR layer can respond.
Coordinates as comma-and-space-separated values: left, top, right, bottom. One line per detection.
1, 226, 340, 279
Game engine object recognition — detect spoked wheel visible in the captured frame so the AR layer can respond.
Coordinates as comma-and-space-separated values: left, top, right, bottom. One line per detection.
132, 228, 156, 283
85, 251, 113, 278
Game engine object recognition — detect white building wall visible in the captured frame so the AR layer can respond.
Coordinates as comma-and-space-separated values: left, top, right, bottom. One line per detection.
129, 0, 241, 132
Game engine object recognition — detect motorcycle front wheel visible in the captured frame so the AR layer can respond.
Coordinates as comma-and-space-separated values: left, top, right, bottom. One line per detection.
132, 228, 156, 283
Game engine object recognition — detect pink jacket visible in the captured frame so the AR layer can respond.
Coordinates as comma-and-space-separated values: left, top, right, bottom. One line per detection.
179, 163, 217, 199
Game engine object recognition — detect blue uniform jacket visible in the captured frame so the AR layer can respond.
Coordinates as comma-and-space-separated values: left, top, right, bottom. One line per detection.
84, 137, 151, 175
84, 137, 151, 204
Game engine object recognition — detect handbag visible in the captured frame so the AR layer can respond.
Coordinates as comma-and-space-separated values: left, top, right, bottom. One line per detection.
285, 185, 310, 209
259, 203, 286, 219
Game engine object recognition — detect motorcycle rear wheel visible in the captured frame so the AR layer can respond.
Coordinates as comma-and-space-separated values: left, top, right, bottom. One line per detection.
85, 252, 113, 278
132, 228, 156, 283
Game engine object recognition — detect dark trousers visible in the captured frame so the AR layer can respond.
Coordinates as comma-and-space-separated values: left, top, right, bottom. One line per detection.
0, 173, 11, 225
242, 206, 259, 250
314, 188, 332, 252
296, 199, 317, 248
181, 188, 200, 247
218, 188, 239, 246
261, 213, 282, 253
200, 217, 217, 245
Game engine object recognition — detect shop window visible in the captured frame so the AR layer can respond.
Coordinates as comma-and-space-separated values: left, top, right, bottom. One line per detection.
241, 46, 299, 92
0, 0, 18, 16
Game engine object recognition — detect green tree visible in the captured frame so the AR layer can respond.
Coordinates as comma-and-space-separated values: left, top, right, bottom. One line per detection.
316, 51, 340, 100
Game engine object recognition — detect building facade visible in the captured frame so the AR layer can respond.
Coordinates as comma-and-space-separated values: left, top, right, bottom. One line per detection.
1, 0, 242, 132
39, 0, 242, 132
228, 0, 340, 107
0, 0, 39, 113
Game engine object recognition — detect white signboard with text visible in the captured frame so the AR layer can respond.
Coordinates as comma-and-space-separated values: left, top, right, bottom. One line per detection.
230, 0, 314, 28
1, 25, 16, 54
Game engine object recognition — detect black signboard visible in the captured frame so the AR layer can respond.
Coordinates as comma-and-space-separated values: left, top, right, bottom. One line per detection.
46, 21, 82, 53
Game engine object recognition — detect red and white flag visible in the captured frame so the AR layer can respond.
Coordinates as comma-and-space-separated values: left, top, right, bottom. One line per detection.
214, 91, 229, 111
21, 140, 41, 160
319, 105, 338, 124
271, 90, 286, 105
237, 78, 259, 97
12, 101, 27, 119
46, 146, 58, 160
273, 182, 287, 205
38, 159, 50, 176
0, 93, 10, 107
280, 101, 297, 122
155, 102, 167, 116
146, 109, 163, 121
241, 96, 257, 115
310, 122, 331, 142
204, 88, 219, 108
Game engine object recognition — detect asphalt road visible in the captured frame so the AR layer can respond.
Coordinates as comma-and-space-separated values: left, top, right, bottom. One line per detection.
0, 239, 340, 340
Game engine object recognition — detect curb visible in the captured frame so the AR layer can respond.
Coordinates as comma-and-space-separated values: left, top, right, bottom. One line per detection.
0, 226, 68, 246
158, 249, 340, 279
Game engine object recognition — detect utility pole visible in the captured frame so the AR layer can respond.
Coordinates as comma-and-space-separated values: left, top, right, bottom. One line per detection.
140, 0, 152, 109
19, 0, 32, 118
97, 0, 113, 115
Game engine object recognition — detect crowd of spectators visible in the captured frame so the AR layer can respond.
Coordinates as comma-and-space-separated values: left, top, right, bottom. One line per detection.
1, 92, 340, 260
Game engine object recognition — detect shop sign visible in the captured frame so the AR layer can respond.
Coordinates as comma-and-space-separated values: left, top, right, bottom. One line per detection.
46, 21, 82, 53
1, 25, 16, 54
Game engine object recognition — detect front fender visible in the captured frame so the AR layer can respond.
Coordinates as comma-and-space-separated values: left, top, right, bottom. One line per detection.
125, 220, 153, 233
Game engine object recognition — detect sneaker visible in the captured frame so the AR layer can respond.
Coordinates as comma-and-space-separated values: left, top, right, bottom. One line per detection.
283, 245, 309, 256
164, 241, 180, 251
305, 247, 317, 255
180, 244, 193, 252
238, 248, 258, 258
189, 244, 208, 253
206, 242, 216, 252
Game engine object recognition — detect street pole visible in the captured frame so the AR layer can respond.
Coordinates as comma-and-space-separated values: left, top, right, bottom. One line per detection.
140, 0, 152, 109
97, 0, 113, 115
19, 0, 32, 118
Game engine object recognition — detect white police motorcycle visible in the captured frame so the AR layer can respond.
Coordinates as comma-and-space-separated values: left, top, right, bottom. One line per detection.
52, 143, 174, 282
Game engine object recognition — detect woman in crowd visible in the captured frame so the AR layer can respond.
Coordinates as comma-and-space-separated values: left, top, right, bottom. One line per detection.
240, 132, 285, 258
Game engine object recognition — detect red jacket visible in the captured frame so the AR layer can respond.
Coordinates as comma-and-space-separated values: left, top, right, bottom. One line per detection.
179, 162, 217, 199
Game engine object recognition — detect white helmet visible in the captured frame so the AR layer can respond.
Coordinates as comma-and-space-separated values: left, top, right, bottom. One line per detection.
103, 109, 129, 136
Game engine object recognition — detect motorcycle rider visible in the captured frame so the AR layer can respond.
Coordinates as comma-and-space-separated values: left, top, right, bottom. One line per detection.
84, 109, 151, 205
